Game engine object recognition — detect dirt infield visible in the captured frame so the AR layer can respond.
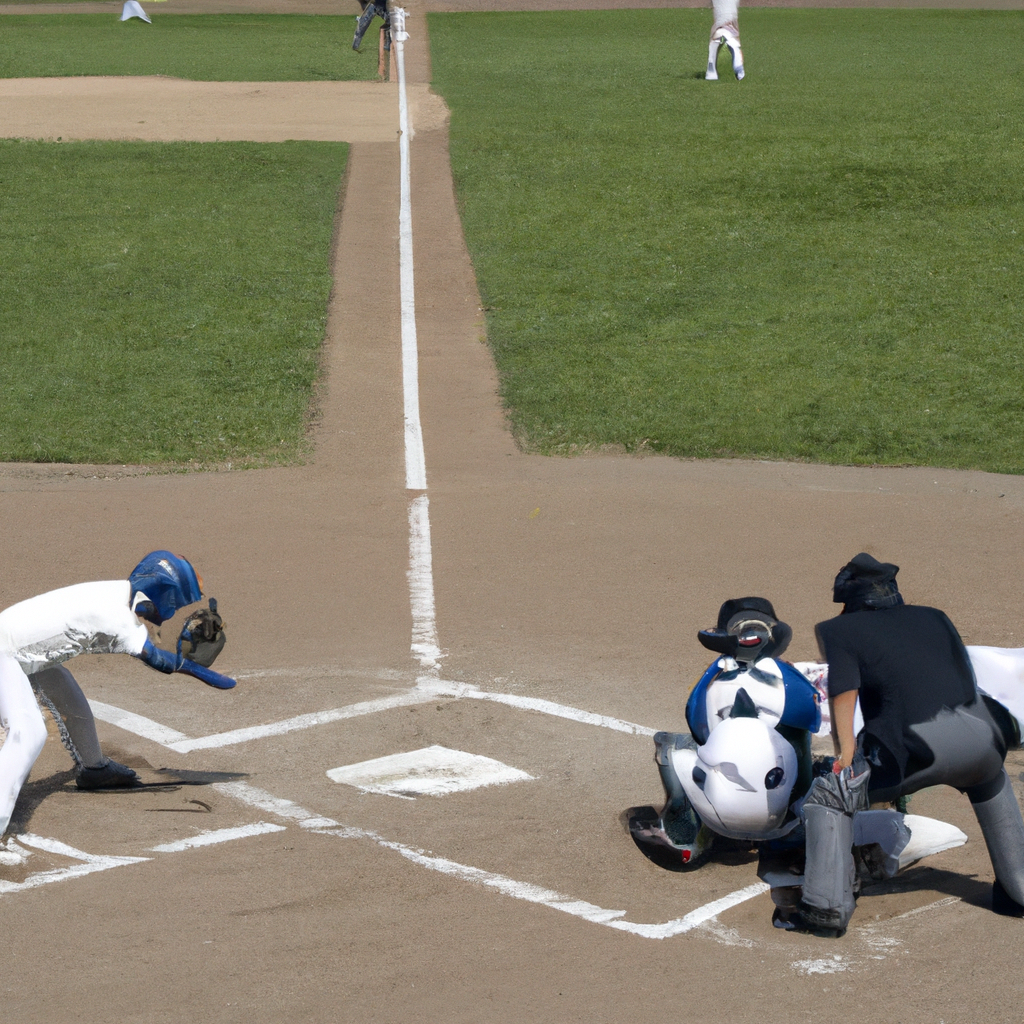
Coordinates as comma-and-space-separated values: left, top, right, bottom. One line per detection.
3, 3, 1024, 1022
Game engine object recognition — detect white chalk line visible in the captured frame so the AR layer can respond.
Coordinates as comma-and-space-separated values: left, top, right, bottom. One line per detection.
89, 678, 657, 753
216, 781, 768, 940
395, 7, 426, 493
408, 495, 442, 672
0, 834, 150, 896
149, 821, 286, 853
1, 822, 295, 899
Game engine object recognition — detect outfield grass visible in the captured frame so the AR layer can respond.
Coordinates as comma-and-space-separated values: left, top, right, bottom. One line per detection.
430, 9, 1024, 473
0, 15, 377, 81
0, 140, 346, 466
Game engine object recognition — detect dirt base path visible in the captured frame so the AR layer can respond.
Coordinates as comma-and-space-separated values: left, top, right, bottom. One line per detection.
3, 4, 1024, 1022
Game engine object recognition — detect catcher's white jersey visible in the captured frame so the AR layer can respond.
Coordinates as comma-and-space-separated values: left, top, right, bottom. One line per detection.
0, 580, 149, 675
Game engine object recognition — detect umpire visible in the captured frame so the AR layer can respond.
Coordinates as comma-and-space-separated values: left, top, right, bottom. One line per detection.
796, 553, 1024, 935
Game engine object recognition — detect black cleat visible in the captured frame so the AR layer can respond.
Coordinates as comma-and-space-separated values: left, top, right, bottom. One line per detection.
76, 759, 140, 791
993, 879, 1024, 917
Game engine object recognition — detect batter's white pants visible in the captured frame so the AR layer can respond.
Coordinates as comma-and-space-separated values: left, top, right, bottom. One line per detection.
0, 654, 48, 837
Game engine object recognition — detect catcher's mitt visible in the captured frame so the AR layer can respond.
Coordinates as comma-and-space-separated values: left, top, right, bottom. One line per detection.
177, 598, 226, 668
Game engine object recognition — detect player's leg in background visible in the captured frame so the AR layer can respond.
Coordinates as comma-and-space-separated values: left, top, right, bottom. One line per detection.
708, 0, 744, 80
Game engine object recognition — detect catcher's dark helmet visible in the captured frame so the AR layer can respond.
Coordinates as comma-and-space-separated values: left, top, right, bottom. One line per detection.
698, 597, 793, 663
129, 550, 203, 624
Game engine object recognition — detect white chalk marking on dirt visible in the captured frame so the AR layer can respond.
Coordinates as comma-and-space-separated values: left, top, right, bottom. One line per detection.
213, 782, 340, 830
394, 6, 426, 492
408, 496, 442, 673
89, 679, 656, 753
0, 834, 148, 896
218, 782, 768, 941
791, 955, 852, 976
149, 821, 285, 853
90, 699, 190, 746
463, 688, 657, 738
327, 744, 533, 798
90, 690, 434, 753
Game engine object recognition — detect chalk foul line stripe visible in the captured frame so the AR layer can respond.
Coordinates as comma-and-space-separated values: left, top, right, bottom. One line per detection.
217, 782, 766, 939
408, 495, 441, 672
395, 8, 426, 492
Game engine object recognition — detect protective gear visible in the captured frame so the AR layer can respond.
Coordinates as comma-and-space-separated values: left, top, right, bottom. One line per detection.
75, 758, 140, 790
128, 551, 202, 625
686, 656, 820, 744
177, 598, 225, 668
832, 552, 903, 612
799, 755, 871, 935
674, 715, 800, 841
970, 771, 1024, 912
698, 597, 793, 664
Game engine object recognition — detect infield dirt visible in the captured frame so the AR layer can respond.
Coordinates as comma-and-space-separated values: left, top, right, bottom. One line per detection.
2, 2, 1024, 1020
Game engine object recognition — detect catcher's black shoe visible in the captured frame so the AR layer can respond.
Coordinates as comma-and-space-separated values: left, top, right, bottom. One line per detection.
76, 759, 140, 791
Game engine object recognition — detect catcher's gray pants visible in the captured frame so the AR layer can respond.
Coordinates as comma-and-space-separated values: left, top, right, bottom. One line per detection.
29, 665, 105, 769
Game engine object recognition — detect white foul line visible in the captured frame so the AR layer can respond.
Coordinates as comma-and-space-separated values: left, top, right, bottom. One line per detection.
408, 495, 441, 672
394, 6, 426, 492
216, 782, 768, 939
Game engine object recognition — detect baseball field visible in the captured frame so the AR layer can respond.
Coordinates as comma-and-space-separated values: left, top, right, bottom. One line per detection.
1, 0, 1024, 1020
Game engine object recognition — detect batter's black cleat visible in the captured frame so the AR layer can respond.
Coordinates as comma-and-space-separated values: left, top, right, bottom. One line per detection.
76, 759, 140, 791
993, 880, 1024, 918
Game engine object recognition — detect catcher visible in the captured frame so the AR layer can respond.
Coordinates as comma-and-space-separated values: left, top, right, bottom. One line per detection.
0, 551, 232, 842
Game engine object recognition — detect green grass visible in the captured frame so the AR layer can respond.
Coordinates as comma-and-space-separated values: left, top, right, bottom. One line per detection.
430, 9, 1024, 472
0, 140, 347, 465
0, 15, 378, 81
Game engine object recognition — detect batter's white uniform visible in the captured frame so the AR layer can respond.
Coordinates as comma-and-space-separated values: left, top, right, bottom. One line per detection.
0, 582, 150, 836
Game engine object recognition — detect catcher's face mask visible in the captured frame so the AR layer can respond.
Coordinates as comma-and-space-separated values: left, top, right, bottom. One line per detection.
129, 550, 203, 624
697, 597, 793, 663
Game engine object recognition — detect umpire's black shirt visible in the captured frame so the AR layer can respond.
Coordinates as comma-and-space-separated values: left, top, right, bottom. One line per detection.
815, 604, 976, 776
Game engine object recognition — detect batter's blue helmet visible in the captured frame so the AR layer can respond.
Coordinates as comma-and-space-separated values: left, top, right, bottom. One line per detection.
129, 550, 203, 624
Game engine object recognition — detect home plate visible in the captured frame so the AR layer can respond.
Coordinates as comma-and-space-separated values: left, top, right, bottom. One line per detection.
326, 745, 534, 798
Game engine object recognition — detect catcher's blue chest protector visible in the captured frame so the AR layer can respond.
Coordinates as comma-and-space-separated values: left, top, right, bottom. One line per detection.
686, 658, 821, 745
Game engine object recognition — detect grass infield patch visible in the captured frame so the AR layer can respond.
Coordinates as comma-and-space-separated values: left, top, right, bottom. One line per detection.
0, 15, 377, 81
430, 9, 1024, 472
0, 140, 347, 466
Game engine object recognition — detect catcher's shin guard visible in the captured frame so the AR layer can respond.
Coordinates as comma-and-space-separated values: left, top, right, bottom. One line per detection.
798, 761, 870, 933
970, 770, 1024, 912
800, 803, 857, 932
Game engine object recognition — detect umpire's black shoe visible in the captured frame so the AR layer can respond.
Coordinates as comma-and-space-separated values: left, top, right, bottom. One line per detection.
993, 880, 1024, 918
76, 759, 140, 790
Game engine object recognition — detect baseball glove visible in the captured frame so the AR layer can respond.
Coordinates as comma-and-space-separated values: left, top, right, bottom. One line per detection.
177, 598, 226, 668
